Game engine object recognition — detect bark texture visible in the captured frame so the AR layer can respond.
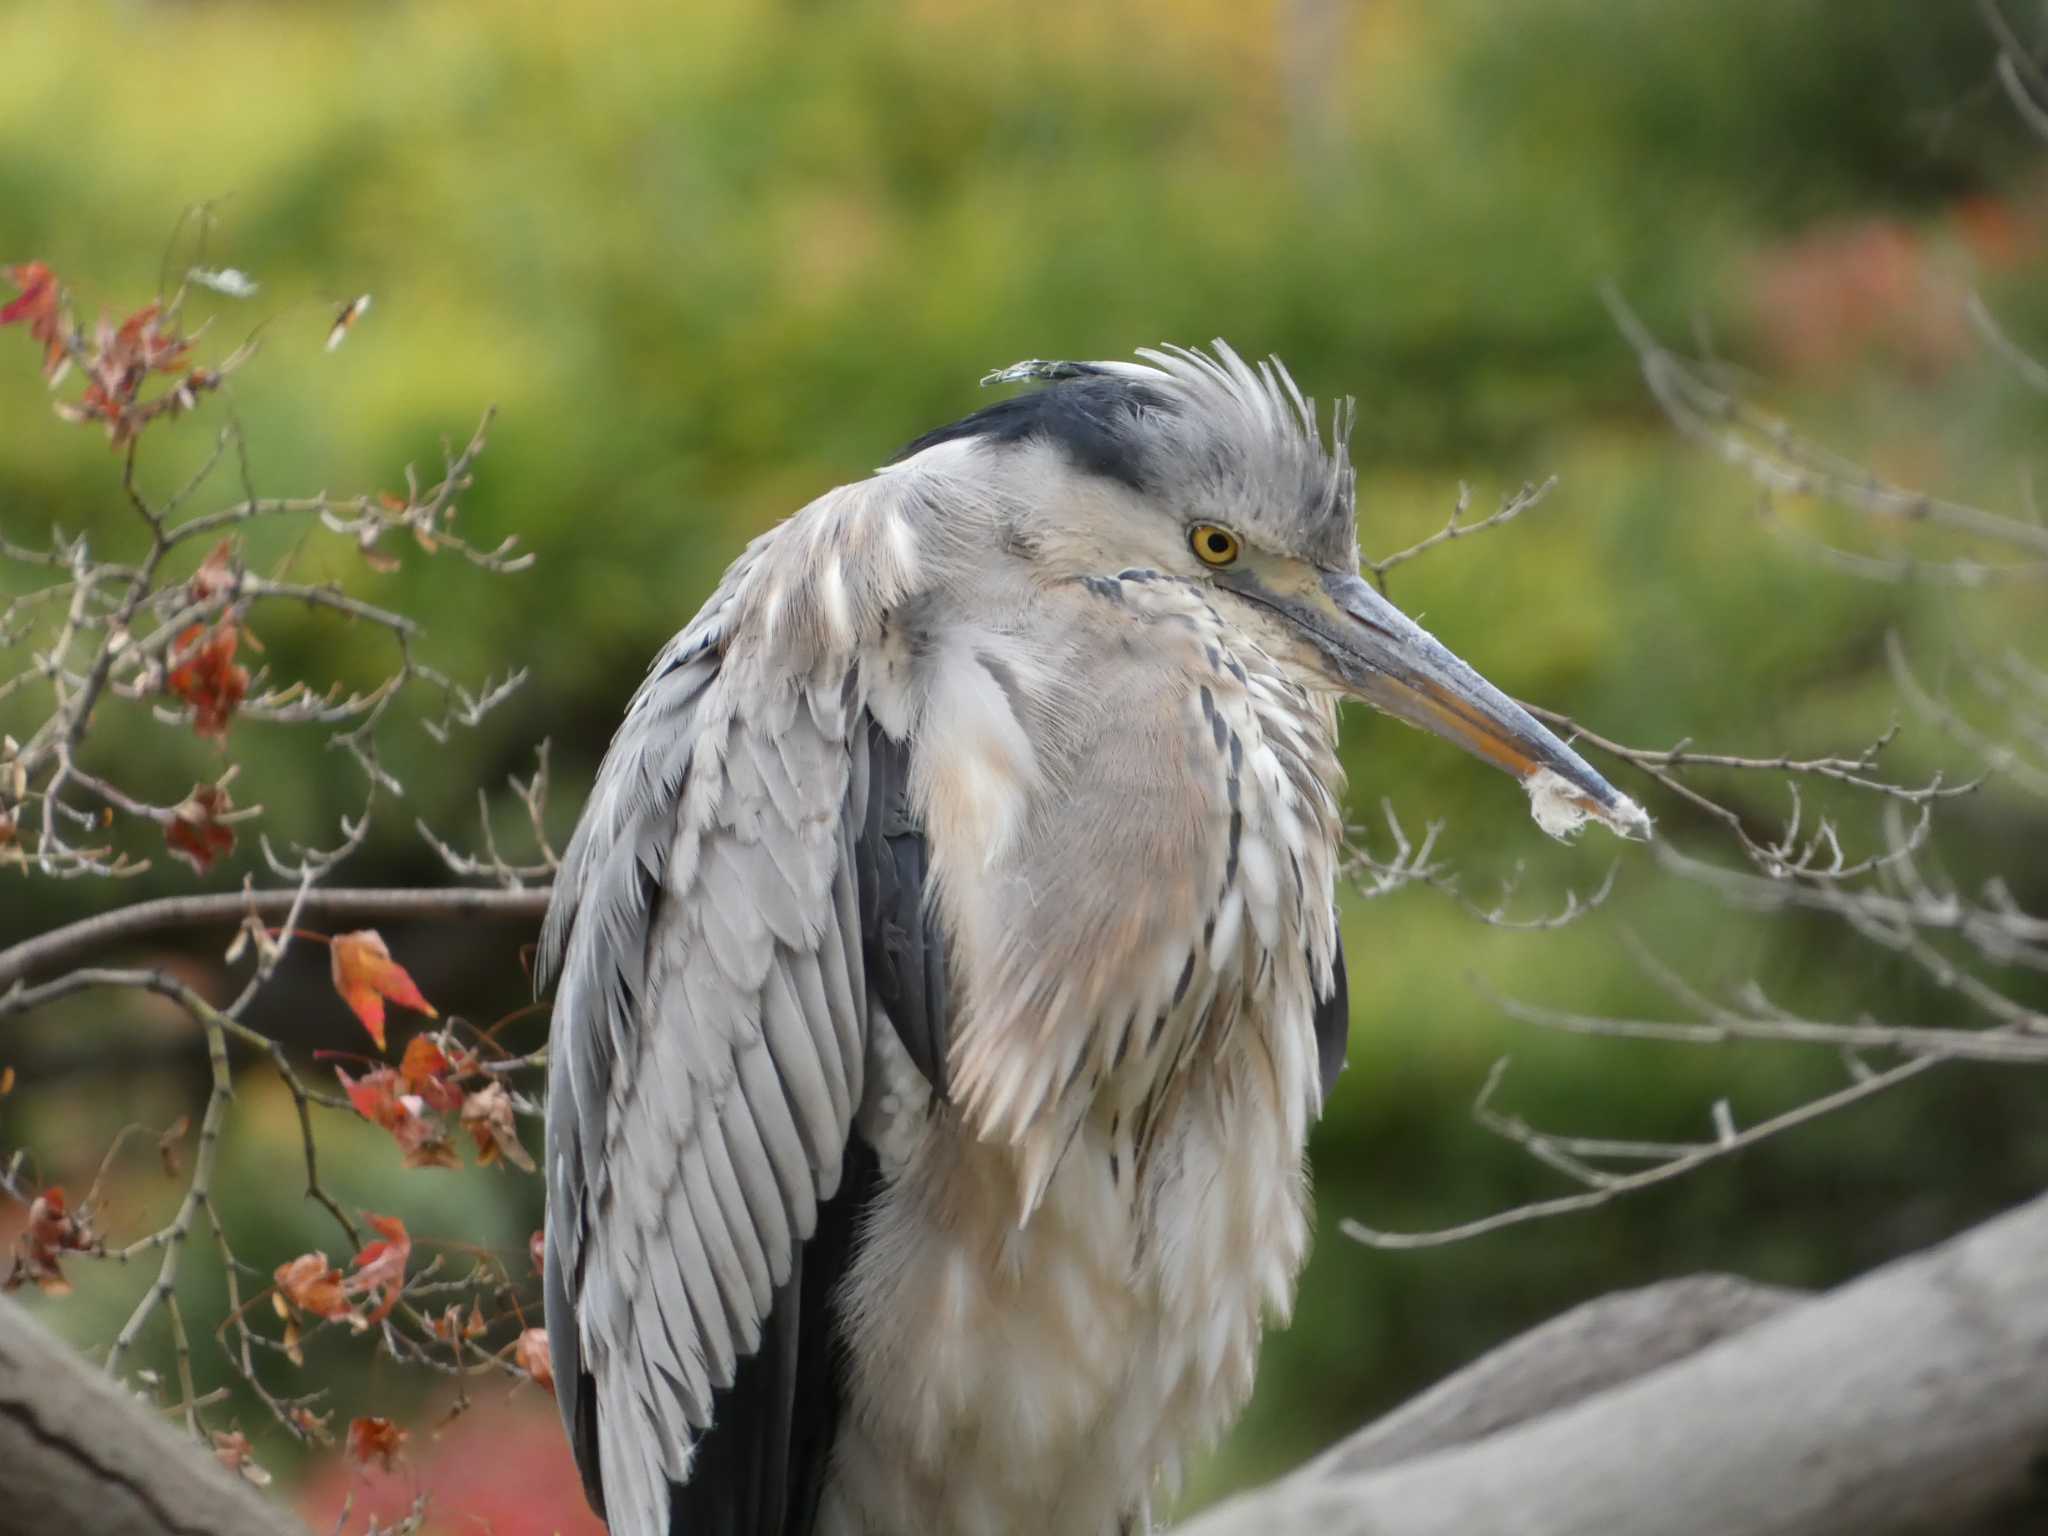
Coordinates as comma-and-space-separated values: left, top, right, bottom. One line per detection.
0, 1297, 300, 1536
1185, 1191, 2048, 1536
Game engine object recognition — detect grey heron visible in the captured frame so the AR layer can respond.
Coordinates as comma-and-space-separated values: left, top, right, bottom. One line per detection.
540, 343, 1647, 1536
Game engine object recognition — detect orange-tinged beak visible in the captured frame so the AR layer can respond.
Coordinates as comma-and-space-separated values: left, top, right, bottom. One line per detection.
1222, 568, 1651, 841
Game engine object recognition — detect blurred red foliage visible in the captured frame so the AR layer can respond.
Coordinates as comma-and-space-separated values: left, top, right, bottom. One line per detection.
1745, 195, 2040, 379
298, 1396, 603, 1536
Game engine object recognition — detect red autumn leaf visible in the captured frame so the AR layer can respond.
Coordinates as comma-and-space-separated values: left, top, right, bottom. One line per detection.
211, 1429, 273, 1488
273, 1251, 354, 1323
529, 1228, 545, 1276
187, 539, 238, 605
4, 1186, 100, 1295
92, 304, 189, 390
62, 303, 198, 445
348, 1212, 412, 1324
346, 1415, 408, 1472
2, 261, 70, 379
338, 1065, 407, 1127
339, 1065, 462, 1169
288, 1405, 335, 1445
398, 1034, 469, 1114
164, 782, 236, 874
0, 263, 56, 326
165, 622, 249, 739
330, 930, 437, 1051
461, 1080, 535, 1173
515, 1326, 554, 1392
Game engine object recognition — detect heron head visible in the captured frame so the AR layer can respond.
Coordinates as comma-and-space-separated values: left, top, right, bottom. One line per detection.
928, 343, 1649, 842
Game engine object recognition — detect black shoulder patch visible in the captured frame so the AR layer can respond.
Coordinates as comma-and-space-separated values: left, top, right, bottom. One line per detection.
855, 714, 950, 1097
1314, 927, 1350, 1110
888, 375, 1169, 493
665, 1135, 878, 1536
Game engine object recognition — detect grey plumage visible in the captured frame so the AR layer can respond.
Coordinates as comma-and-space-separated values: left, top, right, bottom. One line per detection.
541, 342, 1647, 1536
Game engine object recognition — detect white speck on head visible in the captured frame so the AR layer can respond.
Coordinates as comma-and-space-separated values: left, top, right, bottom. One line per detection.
1523, 767, 1652, 843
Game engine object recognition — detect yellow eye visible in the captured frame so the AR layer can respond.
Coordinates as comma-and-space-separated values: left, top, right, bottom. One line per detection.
1189, 525, 1241, 567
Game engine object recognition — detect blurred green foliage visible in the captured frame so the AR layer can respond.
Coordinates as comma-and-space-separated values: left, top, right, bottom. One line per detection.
2, 0, 2045, 1520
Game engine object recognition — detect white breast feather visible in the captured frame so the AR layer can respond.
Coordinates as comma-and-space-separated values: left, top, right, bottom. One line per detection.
826, 634, 1333, 1536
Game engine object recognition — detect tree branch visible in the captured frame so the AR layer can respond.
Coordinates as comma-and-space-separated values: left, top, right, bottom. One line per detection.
1187, 1190, 2048, 1536
0, 885, 550, 993
0, 1296, 300, 1536
1306, 1274, 1805, 1476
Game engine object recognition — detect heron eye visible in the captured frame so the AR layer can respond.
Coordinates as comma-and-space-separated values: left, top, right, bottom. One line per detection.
1189, 525, 1241, 567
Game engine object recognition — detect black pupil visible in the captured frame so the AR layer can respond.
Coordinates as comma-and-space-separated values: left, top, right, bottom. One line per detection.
1205, 532, 1229, 556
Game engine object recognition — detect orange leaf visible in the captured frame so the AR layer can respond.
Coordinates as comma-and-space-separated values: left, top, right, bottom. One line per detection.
398, 1034, 468, 1113
338, 1065, 406, 1127
461, 1080, 535, 1173
273, 1251, 353, 1323
348, 1213, 411, 1323
515, 1326, 554, 1392
337, 1066, 461, 1169
330, 930, 436, 1051
346, 1415, 407, 1472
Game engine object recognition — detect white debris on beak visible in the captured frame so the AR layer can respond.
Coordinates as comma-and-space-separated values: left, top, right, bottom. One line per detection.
1522, 767, 1652, 842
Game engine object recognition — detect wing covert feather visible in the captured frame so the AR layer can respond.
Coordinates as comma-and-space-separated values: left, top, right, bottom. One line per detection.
542, 474, 941, 1534
541, 616, 910, 1535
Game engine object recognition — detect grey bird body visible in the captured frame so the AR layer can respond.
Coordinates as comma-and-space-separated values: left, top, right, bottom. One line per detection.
541, 345, 1646, 1536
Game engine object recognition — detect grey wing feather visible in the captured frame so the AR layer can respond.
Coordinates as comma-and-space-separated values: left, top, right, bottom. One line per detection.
540, 572, 893, 1535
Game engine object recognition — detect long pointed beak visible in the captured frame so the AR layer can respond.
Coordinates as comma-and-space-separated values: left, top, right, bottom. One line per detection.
1230, 569, 1651, 841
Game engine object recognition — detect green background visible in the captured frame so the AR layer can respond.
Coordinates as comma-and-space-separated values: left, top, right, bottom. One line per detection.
2, 0, 2044, 1526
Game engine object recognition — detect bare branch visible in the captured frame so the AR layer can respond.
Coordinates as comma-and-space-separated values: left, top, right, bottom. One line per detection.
1604, 285, 2048, 561
1979, 0, 2048, 143
1342, 1045, 1949, 1249
1364, 478, 1560, 592
0, 885, 548, 993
